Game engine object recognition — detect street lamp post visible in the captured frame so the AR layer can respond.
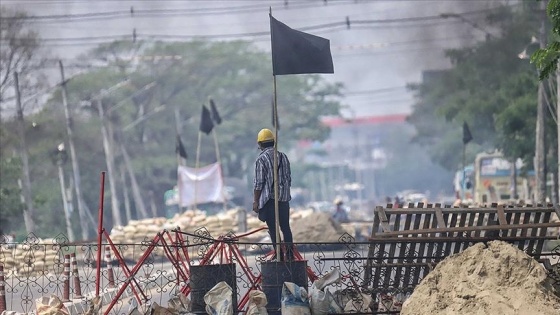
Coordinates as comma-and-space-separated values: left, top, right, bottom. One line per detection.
51, 143, 75, 241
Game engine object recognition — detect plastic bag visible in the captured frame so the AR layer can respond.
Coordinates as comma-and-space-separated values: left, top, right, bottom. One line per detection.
204, 281, 233, 315
281, 282, 311, 315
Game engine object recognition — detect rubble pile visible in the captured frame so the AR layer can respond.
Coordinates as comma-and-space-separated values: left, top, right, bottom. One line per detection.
401, 240, 560, 315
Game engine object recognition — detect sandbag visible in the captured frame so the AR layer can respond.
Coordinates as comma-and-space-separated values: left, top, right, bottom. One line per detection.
203, 281, 233, 315
168, 293, 191, 314
281, 282, 311, 315
35, 295, 69, 315
309, 269, 342, 315
246, 290, 268, 315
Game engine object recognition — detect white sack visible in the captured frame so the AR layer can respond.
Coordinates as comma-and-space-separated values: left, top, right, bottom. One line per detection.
203, 281, 233, 315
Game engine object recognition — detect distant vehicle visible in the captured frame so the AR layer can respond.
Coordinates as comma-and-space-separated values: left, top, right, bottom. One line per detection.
455, 151, 539, 205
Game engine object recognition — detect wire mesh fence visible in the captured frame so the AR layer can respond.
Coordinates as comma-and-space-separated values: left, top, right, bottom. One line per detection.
1, 230, 398, 314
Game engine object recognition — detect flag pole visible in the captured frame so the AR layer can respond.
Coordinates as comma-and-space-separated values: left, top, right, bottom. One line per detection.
195, 131, 202, 210
270, 7, 282, 259
272, 77, 282, 259
212, 129, 227, 212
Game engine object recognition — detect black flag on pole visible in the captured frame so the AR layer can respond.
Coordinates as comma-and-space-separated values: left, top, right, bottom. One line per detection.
199, 105, 214, 135
176, 135, 188, 159
270, 14, 334, 75
209, 99, 222, 125
463, 121, 473, 144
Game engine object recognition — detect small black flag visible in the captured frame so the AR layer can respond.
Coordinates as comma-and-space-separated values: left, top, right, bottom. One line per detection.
176, 135, 187, 159
209, 99, 222, 125
463, 121, 473, 144
199, 105, 214, 135
270, 14, 334, 75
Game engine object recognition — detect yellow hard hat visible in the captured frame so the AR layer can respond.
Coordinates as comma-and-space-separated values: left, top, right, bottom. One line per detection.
257, 128, 274, 143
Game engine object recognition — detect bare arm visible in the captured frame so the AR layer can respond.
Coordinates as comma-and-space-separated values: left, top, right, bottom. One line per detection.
253, 189, 262, 213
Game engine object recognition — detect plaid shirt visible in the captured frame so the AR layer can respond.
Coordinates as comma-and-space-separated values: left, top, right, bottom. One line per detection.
253, 147, 291, 209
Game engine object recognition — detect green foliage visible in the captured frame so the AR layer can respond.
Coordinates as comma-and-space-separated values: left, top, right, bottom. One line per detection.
408, 5, 544, 170
1, 39, 343, 237
0, 155, 24, 234
531, 0, 560, 80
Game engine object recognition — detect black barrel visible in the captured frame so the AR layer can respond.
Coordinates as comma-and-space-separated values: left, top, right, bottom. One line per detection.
261, 261, 308, 315
190, 263, 237, 314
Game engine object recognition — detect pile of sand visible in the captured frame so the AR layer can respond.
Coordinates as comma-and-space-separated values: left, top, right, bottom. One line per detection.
401, 240, 560, 315
291, 211, 349, 242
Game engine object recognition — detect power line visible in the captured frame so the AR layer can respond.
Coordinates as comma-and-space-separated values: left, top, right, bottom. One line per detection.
1, 13, 487, 44
3, 1, 519, 25
1, 1, 359, 23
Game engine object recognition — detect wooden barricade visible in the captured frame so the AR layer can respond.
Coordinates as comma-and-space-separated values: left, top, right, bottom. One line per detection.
362, 203, 560, 295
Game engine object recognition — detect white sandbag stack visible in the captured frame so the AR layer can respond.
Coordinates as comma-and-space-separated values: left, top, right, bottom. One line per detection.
0, 239, 61, 278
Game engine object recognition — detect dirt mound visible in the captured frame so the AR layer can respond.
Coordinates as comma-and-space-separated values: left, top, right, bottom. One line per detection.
291, 211, 347, 242
401, 240, 560, 315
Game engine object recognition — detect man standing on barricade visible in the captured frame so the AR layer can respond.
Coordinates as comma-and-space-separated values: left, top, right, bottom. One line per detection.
252, 128, 294, 261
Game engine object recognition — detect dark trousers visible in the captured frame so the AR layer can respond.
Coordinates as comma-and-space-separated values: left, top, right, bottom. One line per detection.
262, 199, 293, 250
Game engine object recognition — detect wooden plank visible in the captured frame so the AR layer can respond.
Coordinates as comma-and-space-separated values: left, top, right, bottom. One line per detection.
376, 208, 554, 215
510, 212, 522, 238
496, 204, 507, 226
371, 242, 386, 289
466, 211, 476, 237
392, 212, 412, 287
526, 212, 543, 256
534, 211, 552, 260
377, 207, 392, 233
402, 241, 418, 288
520, 211, 532, 237
366, 222, 560, 237
474, 211, 487, 237
382, 242, 397, 288
367, 235, 557, 242
435, 207, 447, 230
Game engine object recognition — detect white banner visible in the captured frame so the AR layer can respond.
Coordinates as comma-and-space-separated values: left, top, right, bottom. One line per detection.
178, 163, 225, 207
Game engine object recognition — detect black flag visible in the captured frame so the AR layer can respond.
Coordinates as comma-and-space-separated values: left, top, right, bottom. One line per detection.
199, 105, 214, 135
209, 99, 222, 125
270, 14, 334, 75
463, 121, 473, 144
176, 135, 187, 159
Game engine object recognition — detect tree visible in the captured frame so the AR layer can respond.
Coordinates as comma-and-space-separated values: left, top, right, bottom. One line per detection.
35, 39, 343, 231
407, 4, 544, 170
531, 0, 560, 80
0, 6, 48, 105
1, 6, 50, 234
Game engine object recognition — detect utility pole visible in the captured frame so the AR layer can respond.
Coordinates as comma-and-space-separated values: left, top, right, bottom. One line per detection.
54, 144, 75, 241
120, 144, 149, 218
535, 0, 548, 204
59, 61, 95, 240
96, 99, 123, 227
120, 165, 133, 222
14, 71, 35, 233
557, 68, 560, 204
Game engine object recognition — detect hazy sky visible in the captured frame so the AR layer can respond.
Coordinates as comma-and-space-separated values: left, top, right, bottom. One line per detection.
4, 0, 511, 117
